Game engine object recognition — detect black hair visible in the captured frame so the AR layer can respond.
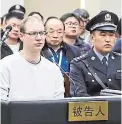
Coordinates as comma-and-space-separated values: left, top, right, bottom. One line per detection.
73, 9, 89, 19
28, 11, 44, 21
44, 16, 65, 30
60, 13, 80, 24
116, 18, 121, 35
5, 12, 24, 22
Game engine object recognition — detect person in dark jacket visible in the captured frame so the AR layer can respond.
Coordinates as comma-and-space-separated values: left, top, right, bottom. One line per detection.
70, 11, 120, 97
1, 12, 24, 59
60, 13, 91, 55
113, 38, 121, 53
73, 8, 91, 45
113, 17, 121, 53
42, 17, 81, 73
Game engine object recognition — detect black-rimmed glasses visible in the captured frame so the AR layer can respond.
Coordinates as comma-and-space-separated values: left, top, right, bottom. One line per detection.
65, 22, 79, 27
24, 31, 46, 37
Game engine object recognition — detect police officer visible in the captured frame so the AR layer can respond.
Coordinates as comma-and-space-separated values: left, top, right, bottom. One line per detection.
70, 10, 121, 97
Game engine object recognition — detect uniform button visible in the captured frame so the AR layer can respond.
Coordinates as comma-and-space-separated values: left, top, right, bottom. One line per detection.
88, 72, 92, 75
108, 79, 111, 81
92, 80, 95, 82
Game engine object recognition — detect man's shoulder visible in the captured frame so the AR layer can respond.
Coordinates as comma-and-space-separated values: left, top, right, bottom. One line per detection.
41, 56, 59, 69
73, 52, 89, 62
64, 42, 80, 50
112, 51, 121, 57
0, 53, 20, 68
63, 42, 81, 56
0, 53, 19, 62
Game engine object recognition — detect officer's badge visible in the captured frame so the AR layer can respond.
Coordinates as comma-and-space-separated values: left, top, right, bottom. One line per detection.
15, 5, 20, 10
91, 56, 95, 60
105, 13, 111, 21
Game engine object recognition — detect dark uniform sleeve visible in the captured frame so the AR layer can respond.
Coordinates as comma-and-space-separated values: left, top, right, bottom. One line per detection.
69, 59, 90, 97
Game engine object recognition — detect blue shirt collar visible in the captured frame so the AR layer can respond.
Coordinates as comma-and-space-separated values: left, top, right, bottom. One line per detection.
93, 48, 109, 61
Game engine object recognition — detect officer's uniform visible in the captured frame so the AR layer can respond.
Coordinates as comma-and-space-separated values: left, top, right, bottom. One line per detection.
70, 11, 121, 97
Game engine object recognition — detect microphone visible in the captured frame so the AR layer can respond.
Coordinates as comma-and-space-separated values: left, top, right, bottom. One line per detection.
42, 48, 77, 96
1, 26, 12, 42
53, 58, 78, 97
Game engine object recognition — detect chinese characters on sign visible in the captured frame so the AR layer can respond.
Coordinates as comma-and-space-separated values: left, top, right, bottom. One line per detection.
68, 101, 108, 121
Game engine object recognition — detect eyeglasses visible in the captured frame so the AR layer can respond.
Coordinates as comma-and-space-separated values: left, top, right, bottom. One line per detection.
65, 22, 79, 27
24, 31, 46, 37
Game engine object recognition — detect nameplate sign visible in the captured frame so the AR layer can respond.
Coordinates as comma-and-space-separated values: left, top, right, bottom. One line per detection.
68, 101, 108, 121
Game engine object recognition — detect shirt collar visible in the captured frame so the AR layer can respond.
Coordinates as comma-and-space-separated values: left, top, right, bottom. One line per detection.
93, 48, 109, 61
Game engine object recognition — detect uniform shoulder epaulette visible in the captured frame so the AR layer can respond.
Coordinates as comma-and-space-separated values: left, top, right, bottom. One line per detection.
74, 53, 88, 62
113, 52, 121, 56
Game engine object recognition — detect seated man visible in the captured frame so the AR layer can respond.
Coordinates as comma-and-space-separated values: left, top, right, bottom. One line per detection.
60, 13, 91, 55
73, 8, 91, 45
42, 17, 81, 74
0, 16, 64, 101
42, 17, 81, 97
70, 11, 121, 97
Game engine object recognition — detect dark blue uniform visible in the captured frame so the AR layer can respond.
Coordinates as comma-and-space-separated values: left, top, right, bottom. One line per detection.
113, 38, 121, 53
70, 49, 121, 97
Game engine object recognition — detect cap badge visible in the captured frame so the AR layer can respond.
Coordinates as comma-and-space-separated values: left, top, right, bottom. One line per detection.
105, 13, 111, 21
15, 5, 20, 10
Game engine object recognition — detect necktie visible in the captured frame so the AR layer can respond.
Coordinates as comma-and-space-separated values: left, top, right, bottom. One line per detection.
102, 57, 107, 74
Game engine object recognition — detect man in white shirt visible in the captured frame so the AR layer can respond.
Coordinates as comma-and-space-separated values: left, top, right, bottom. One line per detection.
0, 16, 64, 101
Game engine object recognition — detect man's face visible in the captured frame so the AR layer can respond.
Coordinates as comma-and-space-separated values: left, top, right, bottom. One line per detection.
45, 19, 64, 47
92, 30, 116, 55
5, 17, 22, 40
20, 19, 45, 52
64, 17, 79, 37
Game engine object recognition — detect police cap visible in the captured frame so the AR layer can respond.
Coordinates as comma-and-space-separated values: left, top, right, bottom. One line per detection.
8, 4, 26, 15
86, 11, 119, 32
